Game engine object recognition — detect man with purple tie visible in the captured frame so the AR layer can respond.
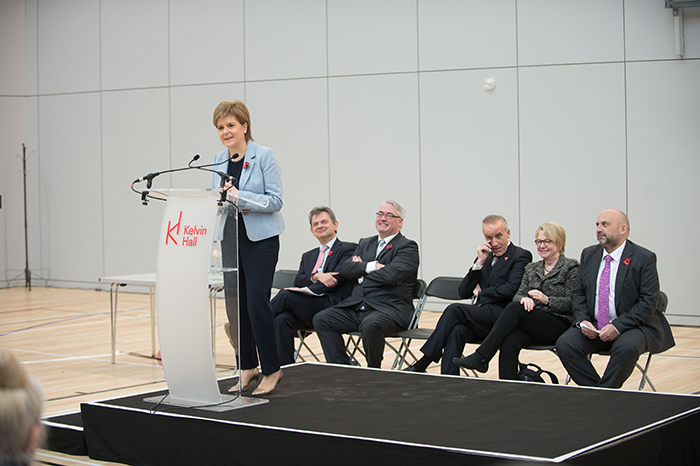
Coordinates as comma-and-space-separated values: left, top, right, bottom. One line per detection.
556, 209, 674, 388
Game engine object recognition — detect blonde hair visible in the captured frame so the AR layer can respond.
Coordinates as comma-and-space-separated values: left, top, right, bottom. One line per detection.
535, 222, 567, 254
0, 350, 45, 457
212, 100, 253, 142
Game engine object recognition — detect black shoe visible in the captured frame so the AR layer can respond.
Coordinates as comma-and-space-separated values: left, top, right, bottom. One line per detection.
403, 364, 425, 373
453, 353, 489, 373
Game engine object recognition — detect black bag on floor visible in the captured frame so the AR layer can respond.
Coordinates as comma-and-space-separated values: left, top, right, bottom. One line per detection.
517, 362, 559, 384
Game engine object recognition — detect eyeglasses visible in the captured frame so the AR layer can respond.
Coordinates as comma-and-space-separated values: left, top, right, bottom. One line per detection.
376, 211, 401, 219
534, 239, 553, 246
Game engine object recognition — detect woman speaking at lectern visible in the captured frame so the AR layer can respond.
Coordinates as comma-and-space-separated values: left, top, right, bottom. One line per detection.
209, 100, 285, 396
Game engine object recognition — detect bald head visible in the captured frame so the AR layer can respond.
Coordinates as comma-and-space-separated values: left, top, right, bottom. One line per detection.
596, 209, 630, 253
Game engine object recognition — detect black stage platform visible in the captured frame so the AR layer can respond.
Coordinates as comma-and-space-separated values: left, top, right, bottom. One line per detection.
46, 363, 700, 465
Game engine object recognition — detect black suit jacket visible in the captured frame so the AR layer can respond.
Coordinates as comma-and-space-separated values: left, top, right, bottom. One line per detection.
292, 239, 357, 305
337, 232, 420, 328
459, 242, 532, 309
572, 240, 674, 354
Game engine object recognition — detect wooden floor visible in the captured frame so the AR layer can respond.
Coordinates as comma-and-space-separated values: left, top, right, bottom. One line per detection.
1, 286, 699, 466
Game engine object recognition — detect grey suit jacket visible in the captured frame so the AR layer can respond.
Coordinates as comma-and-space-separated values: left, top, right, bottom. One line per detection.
336, 232, 420, 328
572, 240, 674, 354
210, 142, 285, 241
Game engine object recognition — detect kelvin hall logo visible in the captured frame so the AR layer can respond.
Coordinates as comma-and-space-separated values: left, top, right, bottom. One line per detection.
165, 211, 208, 247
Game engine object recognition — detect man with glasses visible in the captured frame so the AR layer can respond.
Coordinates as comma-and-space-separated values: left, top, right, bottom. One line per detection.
314, 200, 419, 368
272, 206, 357, 366
405, 215, 532, 375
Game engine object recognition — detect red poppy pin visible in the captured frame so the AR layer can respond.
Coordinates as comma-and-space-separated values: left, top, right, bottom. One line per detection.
623, 258, 631, 265
386, 244, 393, 250
243, 162, 250, 169
328, 250, 333, 256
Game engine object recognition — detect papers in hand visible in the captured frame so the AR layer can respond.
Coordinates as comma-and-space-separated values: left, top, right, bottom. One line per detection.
283, 286, 322, 297
580, 322, 600, 334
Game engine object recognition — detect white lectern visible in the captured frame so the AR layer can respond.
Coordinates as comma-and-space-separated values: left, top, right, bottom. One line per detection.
143, 189, 266, 411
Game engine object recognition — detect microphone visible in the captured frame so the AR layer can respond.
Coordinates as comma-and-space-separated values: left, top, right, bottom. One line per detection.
133, 172, 160, 183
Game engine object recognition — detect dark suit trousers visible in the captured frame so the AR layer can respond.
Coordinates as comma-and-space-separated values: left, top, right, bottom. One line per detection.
556, 325, 648, 388
313, 307, 403, 368
420, 302, 502, 375
238, 222, 281, 376
474, 302, 571, 380
272, 290, 331, 366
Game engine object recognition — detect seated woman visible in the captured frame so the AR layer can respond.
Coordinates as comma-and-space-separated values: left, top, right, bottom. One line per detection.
453, 222, 578, 379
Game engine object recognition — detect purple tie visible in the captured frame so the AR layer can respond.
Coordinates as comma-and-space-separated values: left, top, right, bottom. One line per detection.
313, 245, 329, 273
598, 255, 613, 330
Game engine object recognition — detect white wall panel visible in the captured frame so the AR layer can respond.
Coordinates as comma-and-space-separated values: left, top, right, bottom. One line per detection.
247, 78, 330, 270
0, 0, 26, 96
419, 68, 520, 280
101, 88, 170, 276
169, 0, 244, 86
246, 0, 327, 81
37, 0, 100, 94
627, 60, 700, 325
328, 73, 421, 263
625, 0, 700, 61
328, 0, 417, 76
519, 63, 627, 262
25, 0, 38, 96
101, 0, 169, 90
38, 93, 102, 284
0, 97, 27, 286
418, 0, 516, 71
518, 0, 624, 66
169, 83, 245, 190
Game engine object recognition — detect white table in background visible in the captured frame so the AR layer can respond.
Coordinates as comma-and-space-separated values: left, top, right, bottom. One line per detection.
99, 273, 224, 364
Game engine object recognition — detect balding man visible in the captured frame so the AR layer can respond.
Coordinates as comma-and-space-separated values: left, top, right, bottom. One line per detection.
556, 209, 674, 388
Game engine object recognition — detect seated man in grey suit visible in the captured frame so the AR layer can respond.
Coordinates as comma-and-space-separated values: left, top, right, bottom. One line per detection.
313, 200, 419, 368
272, 206, 356, 366
406, 215, 532, 375
556, 209, 674, 388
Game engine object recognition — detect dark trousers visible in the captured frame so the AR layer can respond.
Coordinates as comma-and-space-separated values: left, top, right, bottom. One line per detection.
420, 302, 502, 375
475, 301, 571, 380
556, 325, 648, 388
313, 307, 403, 368
236, 219, 280, 376
272, 290, 331, 366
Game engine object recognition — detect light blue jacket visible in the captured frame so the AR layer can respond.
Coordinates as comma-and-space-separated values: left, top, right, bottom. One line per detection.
210, 142, 285, 241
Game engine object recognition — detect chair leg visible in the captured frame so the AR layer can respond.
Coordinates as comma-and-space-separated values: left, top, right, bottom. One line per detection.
293, 330, 305, 363
638, 354, 655, 392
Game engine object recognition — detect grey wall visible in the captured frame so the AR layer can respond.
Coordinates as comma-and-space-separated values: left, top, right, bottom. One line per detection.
1, 0, 699, 325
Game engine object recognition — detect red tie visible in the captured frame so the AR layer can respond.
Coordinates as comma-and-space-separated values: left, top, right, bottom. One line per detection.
313, 245, 329, 273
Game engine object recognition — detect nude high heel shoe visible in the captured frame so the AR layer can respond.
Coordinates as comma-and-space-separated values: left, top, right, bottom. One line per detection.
251, 370, 283, 396
228, 368, 260, 393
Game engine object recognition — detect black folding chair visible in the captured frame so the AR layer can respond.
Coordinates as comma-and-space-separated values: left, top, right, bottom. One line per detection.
390, 276, 481, 376
271, 269, 321, 363
344, 279, 428, 367
585, 291, 669, 391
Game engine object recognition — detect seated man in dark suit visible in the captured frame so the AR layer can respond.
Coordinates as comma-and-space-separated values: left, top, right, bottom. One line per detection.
405, 215, 532, 375
556, 209, 674, 388
313, 200, 420, 368
272, 206, 356, 366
